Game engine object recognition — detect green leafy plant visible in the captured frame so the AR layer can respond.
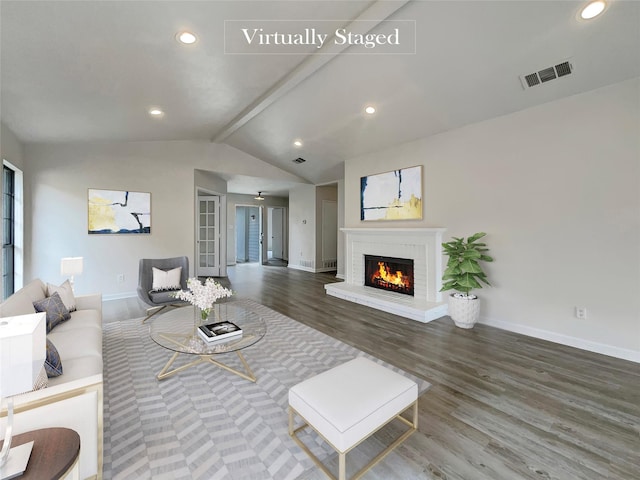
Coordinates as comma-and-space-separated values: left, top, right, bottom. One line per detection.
441, 232, 493, 296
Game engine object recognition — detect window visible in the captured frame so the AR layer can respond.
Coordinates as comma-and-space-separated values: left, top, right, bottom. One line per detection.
3, 164, 15, 299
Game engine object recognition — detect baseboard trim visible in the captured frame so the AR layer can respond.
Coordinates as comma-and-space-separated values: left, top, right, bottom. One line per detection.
287, 264, 315, 273
479, 316, 640, 363
315, 267, 338, 273
103, 291, 137, 301
287, 265, 338, 274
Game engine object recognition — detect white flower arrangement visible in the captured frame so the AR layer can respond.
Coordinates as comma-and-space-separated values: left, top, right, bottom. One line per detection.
174, 277, 233, 318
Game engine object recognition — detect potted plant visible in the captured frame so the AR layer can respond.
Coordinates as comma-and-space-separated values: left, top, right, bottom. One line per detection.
441, 232, 493, 329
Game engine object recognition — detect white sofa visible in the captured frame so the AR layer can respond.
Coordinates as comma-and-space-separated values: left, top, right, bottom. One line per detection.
0, 279, 103, 480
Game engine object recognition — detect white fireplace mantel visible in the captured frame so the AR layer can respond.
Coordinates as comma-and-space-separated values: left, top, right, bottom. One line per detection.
325, 227, 449, 323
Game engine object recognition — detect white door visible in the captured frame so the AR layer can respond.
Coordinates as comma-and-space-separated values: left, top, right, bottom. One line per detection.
271, 208, 284, 260
197, 195, 220, 276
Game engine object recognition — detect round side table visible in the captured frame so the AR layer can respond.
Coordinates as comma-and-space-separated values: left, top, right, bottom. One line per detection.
0, 428, 80, 480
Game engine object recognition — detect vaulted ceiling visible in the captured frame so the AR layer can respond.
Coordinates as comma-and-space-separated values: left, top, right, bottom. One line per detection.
2, 1, 639, 195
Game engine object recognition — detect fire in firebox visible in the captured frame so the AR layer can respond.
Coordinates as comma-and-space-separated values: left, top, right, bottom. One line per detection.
364, 255, 414, 296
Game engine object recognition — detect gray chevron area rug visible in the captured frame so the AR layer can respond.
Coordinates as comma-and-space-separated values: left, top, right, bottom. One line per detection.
102, 299, 431, 479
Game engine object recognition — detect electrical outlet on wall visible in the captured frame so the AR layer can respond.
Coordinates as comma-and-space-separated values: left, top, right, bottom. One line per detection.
117, 274, 125, 283
575, 306, 587, 319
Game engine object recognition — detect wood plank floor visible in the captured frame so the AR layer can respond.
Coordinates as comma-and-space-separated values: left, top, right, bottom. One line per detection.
105, 263, 640, 480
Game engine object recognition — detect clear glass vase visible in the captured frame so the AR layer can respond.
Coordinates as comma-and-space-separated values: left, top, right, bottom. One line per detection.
195, 307, 210, 327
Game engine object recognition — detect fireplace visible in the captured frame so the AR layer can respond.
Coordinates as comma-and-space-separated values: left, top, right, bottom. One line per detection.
364, 255, 414, 296
325, 228, 447, 323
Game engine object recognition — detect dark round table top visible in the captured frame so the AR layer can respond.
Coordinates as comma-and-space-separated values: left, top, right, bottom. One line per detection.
0, 427, 80, 480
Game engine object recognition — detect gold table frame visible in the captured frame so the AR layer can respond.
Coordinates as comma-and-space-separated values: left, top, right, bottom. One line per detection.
154, 331, 257, 382
149, 304, 266, 382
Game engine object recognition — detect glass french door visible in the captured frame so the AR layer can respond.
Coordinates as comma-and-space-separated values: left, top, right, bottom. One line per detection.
197, 195, 220, 277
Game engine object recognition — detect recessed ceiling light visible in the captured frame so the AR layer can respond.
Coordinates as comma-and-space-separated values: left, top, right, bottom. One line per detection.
176, 31, 197, 44
293, 139, 303, 147
580, 0, 606, 19
148, 108, 164, 117
364, 106, 376, 115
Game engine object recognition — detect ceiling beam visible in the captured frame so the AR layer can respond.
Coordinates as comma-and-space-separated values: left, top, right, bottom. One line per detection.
210, 0, 411, 143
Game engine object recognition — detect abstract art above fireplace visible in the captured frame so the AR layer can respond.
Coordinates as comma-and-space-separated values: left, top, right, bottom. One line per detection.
360, 165, 422, 221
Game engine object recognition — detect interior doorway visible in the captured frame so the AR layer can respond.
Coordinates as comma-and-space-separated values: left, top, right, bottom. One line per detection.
235, 206, 261, 264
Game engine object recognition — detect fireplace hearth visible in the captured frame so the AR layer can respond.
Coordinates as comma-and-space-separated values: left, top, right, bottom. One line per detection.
364, 255, 414, 296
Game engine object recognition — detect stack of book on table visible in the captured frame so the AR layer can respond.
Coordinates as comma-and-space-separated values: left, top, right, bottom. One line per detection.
197, 321, 243, 344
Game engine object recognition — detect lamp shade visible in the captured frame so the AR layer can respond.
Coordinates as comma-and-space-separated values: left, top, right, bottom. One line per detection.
61, 257, 83, 276
0, 313, 46, 397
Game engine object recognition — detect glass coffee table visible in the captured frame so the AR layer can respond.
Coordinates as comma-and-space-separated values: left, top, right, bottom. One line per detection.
149, 302, 267, 382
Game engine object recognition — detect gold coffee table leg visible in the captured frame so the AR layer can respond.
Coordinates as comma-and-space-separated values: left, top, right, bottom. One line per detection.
157, 352, 206, 380
205, 351, 257, 382
157, 350, 257, 382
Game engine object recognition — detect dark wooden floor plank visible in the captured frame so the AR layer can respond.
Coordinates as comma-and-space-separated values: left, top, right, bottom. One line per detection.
105, 264, 640, 480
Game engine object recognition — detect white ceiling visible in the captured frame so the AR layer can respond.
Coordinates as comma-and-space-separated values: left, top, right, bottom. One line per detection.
2, 0, 639, 196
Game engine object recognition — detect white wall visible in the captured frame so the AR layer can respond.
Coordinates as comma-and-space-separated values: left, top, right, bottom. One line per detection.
1, 123, 25, 170
344, 78, 640, 361
336, 179, 345, 279
287, 184, 338, 272
1, 123, 26, 294
23, 140, 305, 298
288, 184, 317, 271
195, 169, 227, 194
316, 185, 338, 271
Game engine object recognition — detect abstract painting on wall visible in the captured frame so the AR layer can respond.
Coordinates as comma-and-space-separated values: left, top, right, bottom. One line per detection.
88, 189, 151, 234
360, 166, 423, 221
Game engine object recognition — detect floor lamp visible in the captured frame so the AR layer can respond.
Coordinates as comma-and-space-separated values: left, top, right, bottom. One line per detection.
0, 313, 46, 480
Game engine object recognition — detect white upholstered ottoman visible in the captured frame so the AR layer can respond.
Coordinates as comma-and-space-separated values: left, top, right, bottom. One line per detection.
288, 357, 418, 480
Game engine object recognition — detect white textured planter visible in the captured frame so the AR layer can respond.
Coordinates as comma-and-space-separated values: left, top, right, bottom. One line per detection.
448, 293, 481, 329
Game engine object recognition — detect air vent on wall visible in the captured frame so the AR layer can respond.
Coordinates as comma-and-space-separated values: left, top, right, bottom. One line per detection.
293, 157, 306, 164
520, 59, 573, 89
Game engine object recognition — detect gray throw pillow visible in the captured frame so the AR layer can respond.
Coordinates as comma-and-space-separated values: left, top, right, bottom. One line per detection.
44, 338, 63, 377
33, 291, 71, 332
